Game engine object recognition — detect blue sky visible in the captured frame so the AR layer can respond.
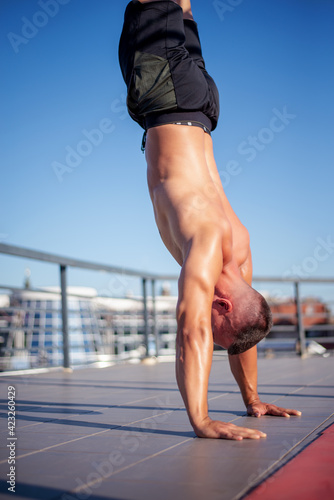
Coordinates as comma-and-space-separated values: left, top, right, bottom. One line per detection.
1, 0, 333, 299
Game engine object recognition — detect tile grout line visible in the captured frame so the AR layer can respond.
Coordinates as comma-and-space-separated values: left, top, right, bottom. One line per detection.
228, 375, 333, 424
0, 407, 181, 464
256, 362, 329, 386
208, 392, 237, 402
0, 393, 177, 433
69, 437, 195, 495
256, 372, 334, 407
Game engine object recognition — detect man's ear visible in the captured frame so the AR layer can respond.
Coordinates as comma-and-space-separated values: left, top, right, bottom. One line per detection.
216, 298, 233, 312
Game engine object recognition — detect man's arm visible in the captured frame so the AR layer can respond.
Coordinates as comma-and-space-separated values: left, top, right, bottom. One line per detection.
229, 346, 302, 417
146, 125, 268, 439
176, 266, 267, 440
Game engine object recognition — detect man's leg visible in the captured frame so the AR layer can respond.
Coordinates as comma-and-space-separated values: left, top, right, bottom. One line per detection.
176, 0, 193, 20
139, 0, 193, 19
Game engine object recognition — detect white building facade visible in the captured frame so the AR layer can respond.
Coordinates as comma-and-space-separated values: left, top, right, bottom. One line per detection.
0, 286, 178, 371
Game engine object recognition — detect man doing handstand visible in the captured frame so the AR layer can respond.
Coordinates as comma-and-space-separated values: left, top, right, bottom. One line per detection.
119, 0, 301, 439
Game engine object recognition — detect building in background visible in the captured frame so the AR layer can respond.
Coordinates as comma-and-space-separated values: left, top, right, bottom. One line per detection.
267, 296, 333, 348
0, 285, 177, 371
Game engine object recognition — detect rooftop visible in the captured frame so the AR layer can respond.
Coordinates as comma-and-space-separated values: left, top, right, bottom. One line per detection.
0, 353, 333, 499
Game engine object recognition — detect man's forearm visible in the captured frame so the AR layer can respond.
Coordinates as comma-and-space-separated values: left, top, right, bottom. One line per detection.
176, 328, 213, 430
228, 345, 260, 407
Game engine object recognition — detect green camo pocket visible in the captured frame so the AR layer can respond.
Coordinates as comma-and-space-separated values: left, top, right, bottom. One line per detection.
127, 51, 177, 117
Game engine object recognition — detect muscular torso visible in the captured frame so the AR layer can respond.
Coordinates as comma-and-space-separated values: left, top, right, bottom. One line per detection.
145, 125, 252, 282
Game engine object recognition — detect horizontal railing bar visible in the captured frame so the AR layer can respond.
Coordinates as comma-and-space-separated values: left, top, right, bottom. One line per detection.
253, 276, 334, 283
271, 312, 331, 319
304, 336, 334, 342
0, 243, 178, 280
270, 326, 297, 331
1, 243, 334, 283
305, 324, 334, 331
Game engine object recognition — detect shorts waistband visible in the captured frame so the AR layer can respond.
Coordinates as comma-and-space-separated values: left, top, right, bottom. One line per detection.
144, 111, 212, 132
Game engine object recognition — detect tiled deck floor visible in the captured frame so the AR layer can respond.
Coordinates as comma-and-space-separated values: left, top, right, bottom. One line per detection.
0, 354, 333, 500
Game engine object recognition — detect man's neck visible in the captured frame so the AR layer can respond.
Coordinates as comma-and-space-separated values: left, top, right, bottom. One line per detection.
214, 260, 244, 298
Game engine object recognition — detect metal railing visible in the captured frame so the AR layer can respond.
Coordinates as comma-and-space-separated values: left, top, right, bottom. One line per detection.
252, 277, 334, 356
0, 243, 177, 370
0, 243, 333, 370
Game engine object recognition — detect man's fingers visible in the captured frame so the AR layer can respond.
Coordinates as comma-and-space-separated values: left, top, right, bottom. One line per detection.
248, 403, 302, 418
286, 408, 302, 416
267, 405, 302, 417
268, 406, 290, 417
222, 424, 267, 440
196, 420, 267, 440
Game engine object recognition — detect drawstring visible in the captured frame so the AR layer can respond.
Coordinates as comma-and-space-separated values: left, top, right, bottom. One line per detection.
141, 130, 147, 153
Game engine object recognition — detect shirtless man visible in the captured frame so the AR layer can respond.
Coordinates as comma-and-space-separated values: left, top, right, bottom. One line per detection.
119, 0, 301, 440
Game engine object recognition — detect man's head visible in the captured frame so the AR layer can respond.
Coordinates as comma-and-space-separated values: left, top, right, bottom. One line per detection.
212, 281, 272, 355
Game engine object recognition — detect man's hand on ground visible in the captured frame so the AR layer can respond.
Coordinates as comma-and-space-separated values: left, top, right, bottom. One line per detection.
247, 400, 302, 418
194, 417, 267, 440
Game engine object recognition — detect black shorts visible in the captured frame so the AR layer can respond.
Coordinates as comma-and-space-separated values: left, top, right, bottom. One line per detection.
118, 0, 220, 133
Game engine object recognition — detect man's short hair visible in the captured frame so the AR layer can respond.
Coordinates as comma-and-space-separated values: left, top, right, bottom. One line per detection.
227, 294, 273, 355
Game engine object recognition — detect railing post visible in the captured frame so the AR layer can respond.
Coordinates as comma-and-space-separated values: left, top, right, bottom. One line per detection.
142, 277, 149, 357
60, 265, 70, 369
151, 279, 159, 357
295, 281, 306, 357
